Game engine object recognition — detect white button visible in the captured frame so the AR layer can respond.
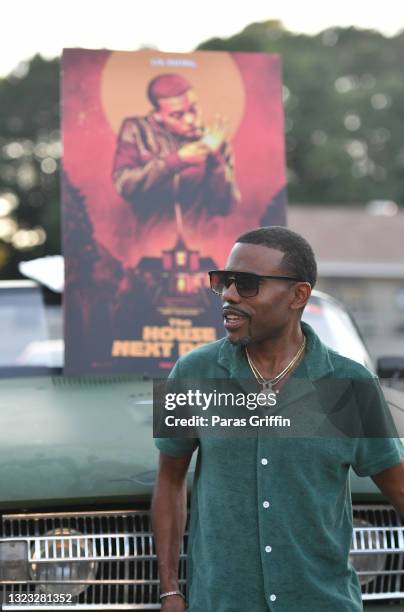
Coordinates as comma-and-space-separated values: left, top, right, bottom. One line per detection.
270, 594, 277, 602
261, 458, 268, 465
265, 545, 272, 553
263, 501, 270, 508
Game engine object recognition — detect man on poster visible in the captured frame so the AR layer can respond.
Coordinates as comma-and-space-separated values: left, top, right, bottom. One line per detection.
113, 73, 240, 223
152, 226, 404, 611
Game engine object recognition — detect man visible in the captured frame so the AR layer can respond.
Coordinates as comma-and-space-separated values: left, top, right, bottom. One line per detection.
112, 73, 239, 223
152, 226, 404, 611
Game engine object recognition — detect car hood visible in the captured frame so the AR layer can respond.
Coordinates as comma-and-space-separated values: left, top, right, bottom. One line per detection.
0, 375, 160, 509
0, 376, 403, 509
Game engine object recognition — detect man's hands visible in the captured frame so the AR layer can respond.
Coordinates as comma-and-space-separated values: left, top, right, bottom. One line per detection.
202, 115, 228, 154
161, 594, 186, 611
178, 141, 210, 165
178, 115, 228, 165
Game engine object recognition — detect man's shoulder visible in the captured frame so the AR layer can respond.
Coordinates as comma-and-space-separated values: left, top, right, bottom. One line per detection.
171, 338, 229, 377
326, 345, 376, 380
178, 337, 227, 364
118, 115, 154, 135
303, 322, 376, 381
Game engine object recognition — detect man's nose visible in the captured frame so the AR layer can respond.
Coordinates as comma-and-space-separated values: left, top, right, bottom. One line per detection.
184, 112, 195, 125
221, 280, 241, 303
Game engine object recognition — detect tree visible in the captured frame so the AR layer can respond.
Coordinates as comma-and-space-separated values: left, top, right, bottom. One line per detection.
2, 25, 404, 278
199, 22, 404, 206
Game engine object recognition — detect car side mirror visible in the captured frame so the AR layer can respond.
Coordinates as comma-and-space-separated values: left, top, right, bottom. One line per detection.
377, 356, 404, 380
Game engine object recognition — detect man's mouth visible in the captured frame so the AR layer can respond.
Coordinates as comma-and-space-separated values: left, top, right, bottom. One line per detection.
222, 307, 250, 331
186, 127, 202, 138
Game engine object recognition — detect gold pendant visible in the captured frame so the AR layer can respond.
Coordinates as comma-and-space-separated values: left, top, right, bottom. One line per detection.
262, 381, 273, 393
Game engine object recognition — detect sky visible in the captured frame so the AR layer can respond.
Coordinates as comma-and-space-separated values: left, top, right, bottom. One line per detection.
2, 0, 404, 78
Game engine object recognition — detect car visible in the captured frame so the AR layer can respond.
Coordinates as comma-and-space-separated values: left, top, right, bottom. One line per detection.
0, 280, 403, 610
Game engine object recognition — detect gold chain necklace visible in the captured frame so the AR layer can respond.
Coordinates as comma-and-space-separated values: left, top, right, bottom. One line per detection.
245, 337, 306, 393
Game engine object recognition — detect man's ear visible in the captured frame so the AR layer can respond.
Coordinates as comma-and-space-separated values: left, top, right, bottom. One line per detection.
290, 282, 312, 311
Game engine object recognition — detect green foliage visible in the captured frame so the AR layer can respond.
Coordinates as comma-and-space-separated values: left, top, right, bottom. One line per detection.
0, 55, 59, 278
199, 22, 404, 206
1, 25, 404, 277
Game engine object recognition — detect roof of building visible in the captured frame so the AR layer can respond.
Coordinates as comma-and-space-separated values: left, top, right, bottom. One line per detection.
288, 205, 404, 266
136, 257, 162, 272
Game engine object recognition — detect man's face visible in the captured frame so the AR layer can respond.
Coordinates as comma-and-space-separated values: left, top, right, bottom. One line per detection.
154, 89, 203, 140
221, 243, 302, 346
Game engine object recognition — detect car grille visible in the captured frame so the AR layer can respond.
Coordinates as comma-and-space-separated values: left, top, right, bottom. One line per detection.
352, 504, 404, 600
0, 510, 186, 610
0, 505, 402, 609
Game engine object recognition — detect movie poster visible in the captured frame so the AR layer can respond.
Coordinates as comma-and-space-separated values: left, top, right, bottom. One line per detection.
62, 49, 287, 375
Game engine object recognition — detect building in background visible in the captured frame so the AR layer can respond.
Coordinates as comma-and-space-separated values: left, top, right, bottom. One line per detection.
289, 204, 404, 359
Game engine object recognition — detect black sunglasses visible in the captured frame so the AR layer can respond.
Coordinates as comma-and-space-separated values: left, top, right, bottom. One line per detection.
208, 270, 305, 298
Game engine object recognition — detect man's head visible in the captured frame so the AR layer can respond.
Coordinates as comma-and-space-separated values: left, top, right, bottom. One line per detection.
215, 226, 317, 346
148, 74, 203, 140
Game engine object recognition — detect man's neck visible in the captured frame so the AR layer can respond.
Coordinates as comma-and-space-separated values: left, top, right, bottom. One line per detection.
245, 324, 305, 381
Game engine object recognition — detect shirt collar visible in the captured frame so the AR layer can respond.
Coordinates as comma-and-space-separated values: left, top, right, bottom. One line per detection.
216, 321, 335, 402
299, 321, 334, 381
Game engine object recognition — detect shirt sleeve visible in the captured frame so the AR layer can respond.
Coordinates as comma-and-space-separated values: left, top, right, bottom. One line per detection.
352, 437, 404, 477
352, 376, 404, 476
154, 358, 199, 458
155, 437, 199, 457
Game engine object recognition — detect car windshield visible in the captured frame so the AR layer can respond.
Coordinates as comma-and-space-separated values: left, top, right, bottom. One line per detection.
0, 282, 63, 371
302, 295, 373, 371
0, 284, 373, 374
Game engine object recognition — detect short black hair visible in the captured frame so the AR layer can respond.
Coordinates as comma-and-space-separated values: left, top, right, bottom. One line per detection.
147, 73, 191, 109
236, 226, 317, 288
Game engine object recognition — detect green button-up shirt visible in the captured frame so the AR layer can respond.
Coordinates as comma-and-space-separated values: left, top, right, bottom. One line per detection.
155, 323, 403, 611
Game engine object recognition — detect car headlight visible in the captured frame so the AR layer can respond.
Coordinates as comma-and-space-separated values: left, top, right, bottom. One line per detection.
349, 518, 387, 585
30, 528, 98, 596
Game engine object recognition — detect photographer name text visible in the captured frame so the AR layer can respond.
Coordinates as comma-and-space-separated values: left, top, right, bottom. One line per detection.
164, 415, 291, 428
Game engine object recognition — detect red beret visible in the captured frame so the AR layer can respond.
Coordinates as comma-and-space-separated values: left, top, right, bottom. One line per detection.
148, 73, 192, 106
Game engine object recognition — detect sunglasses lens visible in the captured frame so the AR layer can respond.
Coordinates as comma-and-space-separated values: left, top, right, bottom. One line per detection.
235, 273, 259, 297
209, 272, 226, 294
209, 272, 259, 297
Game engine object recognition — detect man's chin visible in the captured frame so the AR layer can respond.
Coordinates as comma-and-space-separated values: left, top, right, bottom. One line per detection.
227, 333, 252, 346
183, 129, 203, 140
